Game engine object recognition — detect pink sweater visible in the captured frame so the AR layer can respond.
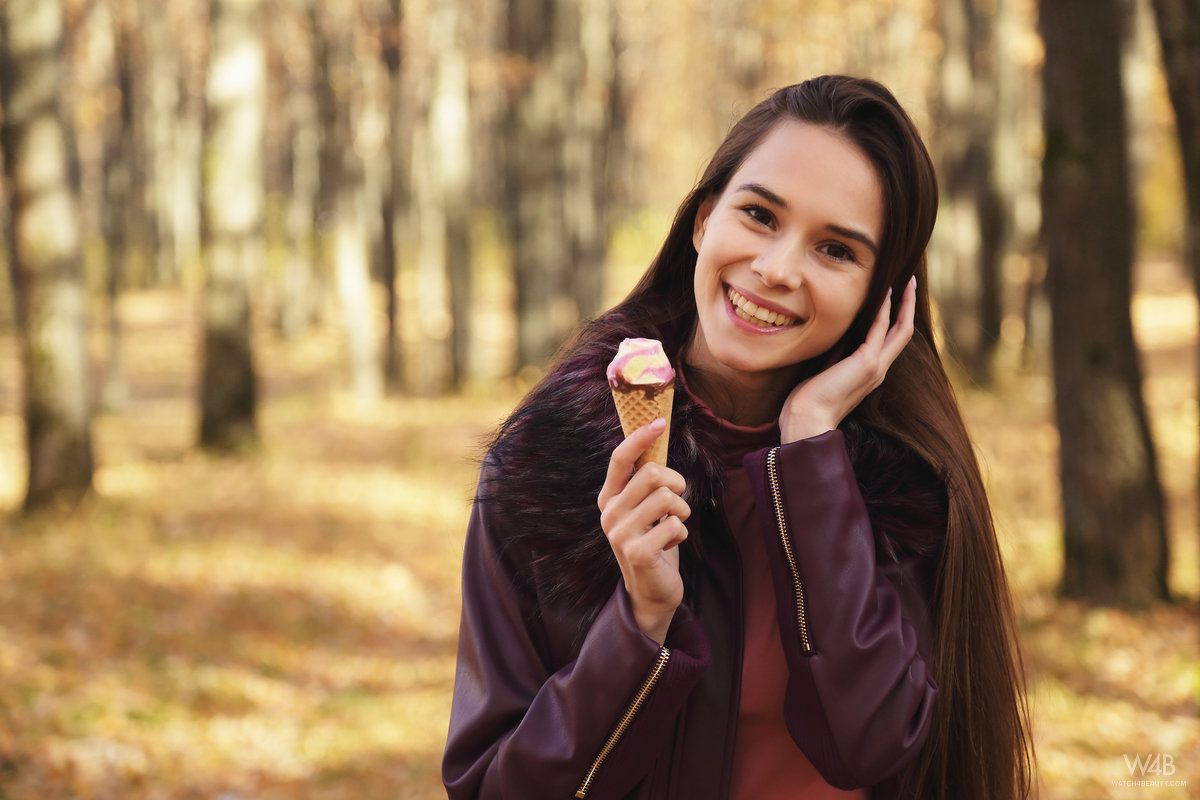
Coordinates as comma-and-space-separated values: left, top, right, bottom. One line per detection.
677, 362, 867, 800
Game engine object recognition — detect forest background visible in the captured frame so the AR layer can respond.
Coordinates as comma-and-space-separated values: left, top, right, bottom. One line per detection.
0, 0, 1197, 797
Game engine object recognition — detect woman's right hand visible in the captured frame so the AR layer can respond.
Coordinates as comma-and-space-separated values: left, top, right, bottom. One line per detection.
597, 418, 692, 645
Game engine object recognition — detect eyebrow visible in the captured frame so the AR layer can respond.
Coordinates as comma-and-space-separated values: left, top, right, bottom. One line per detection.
734, 182, 879, 257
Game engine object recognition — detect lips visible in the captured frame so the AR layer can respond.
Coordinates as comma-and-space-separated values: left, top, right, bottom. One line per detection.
726, 284, 802, 322
721, 284, 804, 334
722, 283, 803, 328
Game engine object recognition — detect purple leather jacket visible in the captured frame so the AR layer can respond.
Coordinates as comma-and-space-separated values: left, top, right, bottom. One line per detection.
443, 427, 946, 799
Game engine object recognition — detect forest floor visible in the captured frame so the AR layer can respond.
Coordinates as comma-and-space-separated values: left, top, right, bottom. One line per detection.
0, 259, 1196, 798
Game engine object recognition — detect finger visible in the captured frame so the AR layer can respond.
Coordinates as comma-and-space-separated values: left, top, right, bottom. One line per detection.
599, 418, 667, 511
601, 463, 687, 543
661, 515, 689, 551
627, 461, 686, 498
629, 514, 688, 567
610, 484, 689, 546
654, 514, 689, 554
860, 288, 892, 355
880, 277, 917, 364
628, 485, 691, 535
608, 462, 684, 525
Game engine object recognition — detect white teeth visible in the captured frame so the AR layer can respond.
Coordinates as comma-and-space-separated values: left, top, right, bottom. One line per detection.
726, 286, 798, 327
735, 306, 773, 327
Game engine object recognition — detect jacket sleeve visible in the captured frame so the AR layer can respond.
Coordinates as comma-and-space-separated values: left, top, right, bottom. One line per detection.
442, 460, 712, 800
741, 428, 944, 789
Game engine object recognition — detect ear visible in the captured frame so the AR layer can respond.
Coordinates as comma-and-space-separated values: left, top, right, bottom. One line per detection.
692, 194, 716, 252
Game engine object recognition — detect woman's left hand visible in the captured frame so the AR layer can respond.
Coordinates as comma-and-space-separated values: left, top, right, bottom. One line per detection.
780, 275, 918, 444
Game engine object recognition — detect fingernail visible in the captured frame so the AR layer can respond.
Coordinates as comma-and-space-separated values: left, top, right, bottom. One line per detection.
909, 275, 917, 288
652, 418, 666, 429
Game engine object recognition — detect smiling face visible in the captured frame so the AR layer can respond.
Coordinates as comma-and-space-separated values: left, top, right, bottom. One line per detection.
686, 119, 884, 400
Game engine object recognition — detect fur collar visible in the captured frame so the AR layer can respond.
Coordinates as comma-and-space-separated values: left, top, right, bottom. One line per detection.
477, 364, 947, 654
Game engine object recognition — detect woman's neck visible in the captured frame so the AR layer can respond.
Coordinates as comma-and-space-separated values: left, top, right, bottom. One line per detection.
681, 326, 801, 427
686, 371, 785, 427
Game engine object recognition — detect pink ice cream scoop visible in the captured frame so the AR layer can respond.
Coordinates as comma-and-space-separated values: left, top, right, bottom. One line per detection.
606, 338, 676, 389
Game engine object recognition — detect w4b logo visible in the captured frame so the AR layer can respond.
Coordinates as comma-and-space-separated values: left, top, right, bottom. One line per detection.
1124, 753, 1176, 777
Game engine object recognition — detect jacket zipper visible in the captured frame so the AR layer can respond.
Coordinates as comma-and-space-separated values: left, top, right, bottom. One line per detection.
767, 446, 812, 652
574, 645, 671, 799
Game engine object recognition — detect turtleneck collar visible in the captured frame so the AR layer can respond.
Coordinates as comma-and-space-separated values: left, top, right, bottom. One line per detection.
675, 358, 780, 468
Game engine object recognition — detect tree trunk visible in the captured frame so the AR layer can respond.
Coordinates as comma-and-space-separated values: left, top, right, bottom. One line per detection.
933, 0, 1003, 386
199, 0, 264, 451
971, 3, 1004, 383
312, 2, 382, 406
279, 5, 321, 341
378, 0, 404, 390
140, 0, 178, 286
437, 0, 473, 391
502, 0, 575, 372
506, 0, 625, 357
564, 0, 622, 323
333, 181, 382, 405
708, 0, 765, 140
1148, 0, 1200, 545
409, 91, 453, 393
100, 0, 137, 412
1040, 0, 1171, 606
128, 19, 155, 291
1149, 0, 1200, 293
0, 0, 96, 509
169, 0, 205, 290
410, 0, 472, 393
102, 0, 153, 289
309, 0, 341, 333
986, 0, 1047, 373
171, 59, 203, 289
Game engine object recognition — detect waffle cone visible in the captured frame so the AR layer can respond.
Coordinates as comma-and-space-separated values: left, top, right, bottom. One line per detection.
611, 383, 674, 468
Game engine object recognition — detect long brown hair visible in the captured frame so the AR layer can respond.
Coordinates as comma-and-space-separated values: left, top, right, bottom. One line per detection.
478, 75, 1035, 799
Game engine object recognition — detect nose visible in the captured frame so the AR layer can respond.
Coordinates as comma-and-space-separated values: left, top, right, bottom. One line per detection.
750, 239, 804, 290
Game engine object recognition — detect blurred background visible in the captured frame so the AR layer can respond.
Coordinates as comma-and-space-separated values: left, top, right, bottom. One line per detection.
0, 0, 1196, 797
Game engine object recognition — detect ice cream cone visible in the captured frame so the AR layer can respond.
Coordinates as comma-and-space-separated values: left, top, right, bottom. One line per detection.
607, 338, 676, 469
611, 382, 674, 468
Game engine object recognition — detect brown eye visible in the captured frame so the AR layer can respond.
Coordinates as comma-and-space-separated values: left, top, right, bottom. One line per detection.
821, 242, 857, 264
741, 205, 774, 228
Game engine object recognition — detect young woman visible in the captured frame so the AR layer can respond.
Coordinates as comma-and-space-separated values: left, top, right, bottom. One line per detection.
442, 75, 1035, 799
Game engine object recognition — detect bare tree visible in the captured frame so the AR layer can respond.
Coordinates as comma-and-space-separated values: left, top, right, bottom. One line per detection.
311, 0, 382, 406
0, 0, 96, 508
933, 0, 1004, 385
377, 0, 405, 388
167, 0, 206, 290
501, 0, 621, 372
707, 0, 765, 140
987, 0, 1047, 373
1150, 0, 1200, 292
276, 0, 321, 340
1040, 0, 1170, 606
98, 0, 140, 411
1148, 0, 1200, 538
564, 0, 622, 323
409, 0, 473, 392
199, 0, 265, 450
500, 0, 572, 372
140, 0, 179, 286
